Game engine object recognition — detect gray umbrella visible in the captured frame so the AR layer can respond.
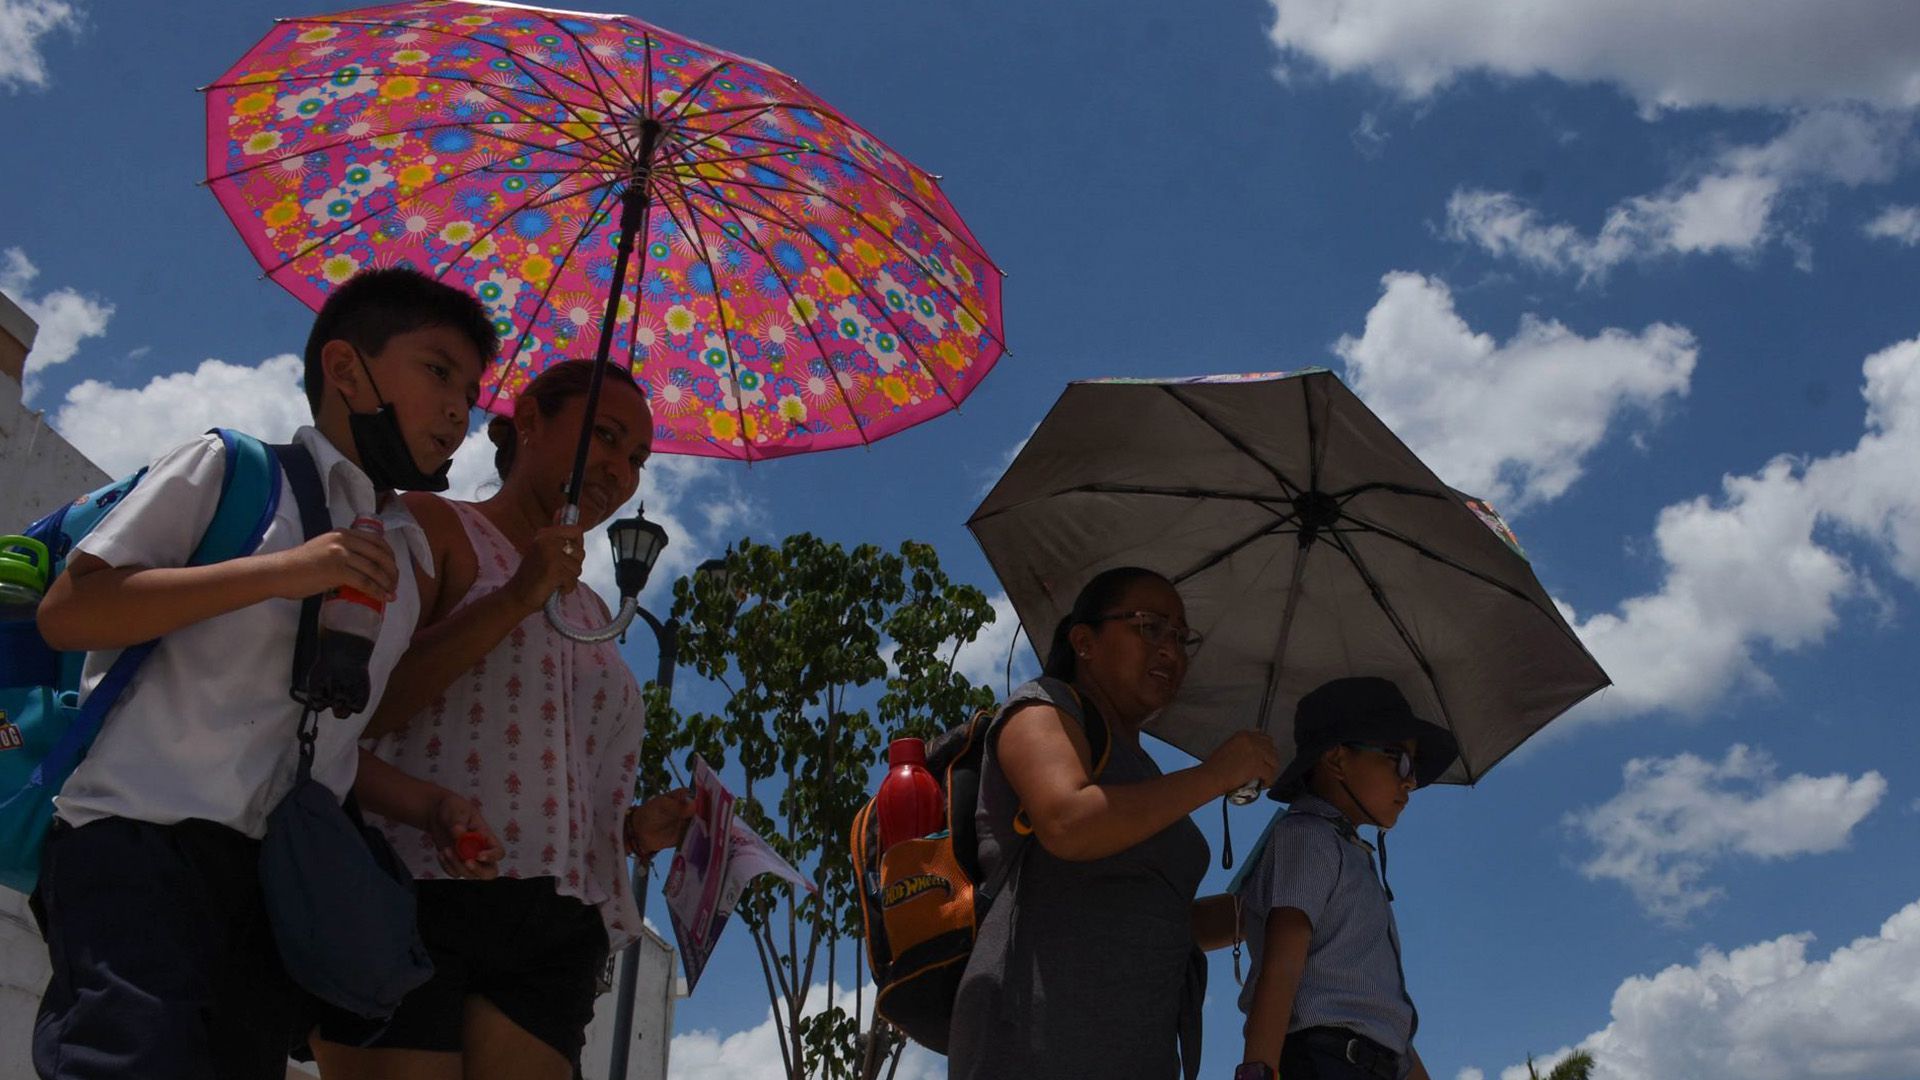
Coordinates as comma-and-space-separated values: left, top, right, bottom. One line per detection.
966, 369, 1609, 789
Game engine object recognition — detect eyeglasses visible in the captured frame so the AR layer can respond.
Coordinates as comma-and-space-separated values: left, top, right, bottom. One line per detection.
1343, 742, 1414, 781
1092, 610, 1204, 657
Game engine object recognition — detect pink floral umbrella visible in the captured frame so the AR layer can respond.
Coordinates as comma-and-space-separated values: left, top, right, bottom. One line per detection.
204, 0, 1006, 477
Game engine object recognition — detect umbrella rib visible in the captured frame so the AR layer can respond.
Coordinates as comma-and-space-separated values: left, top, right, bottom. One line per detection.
1335, 513, 1578, 633
1168, 507, 1303, 586
544, 15, 647, 148
670, 122, 1001, 271
705, 175, 964, 409
433, 175, 623, 286
640, 25, 656, 122
1304, 375, 1323, 492
622, 190, 657, 389
208, 67, 621, 161
486, 180, 622, 408
648, 183, 758, 461
666, 105, 779, 159
1066, 482, 1292, 508
270, 15, 608, 106
657, 59, 734, 128
1159, 386, 1305, 498
1322, 529, 1475, 781
452, 76, 629, 166
663, 178, 875, 450
1334, 480, 1455, 503
662, 147, 820, 170
208, 117, 576, 185
256, 144, 612, 278
712, 170, 1004, 358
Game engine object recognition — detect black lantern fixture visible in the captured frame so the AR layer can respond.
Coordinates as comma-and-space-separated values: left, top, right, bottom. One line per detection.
606, 508, 670, 599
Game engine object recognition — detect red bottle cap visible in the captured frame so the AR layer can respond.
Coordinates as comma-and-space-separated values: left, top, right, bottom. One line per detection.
886, 737, 926, 767
455, 832, 488, 862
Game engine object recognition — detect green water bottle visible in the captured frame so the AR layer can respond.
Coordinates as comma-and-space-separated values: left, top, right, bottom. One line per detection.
0, 535, 51, 622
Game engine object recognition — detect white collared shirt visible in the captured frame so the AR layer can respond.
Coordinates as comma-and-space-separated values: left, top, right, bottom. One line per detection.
54, 426, 432, 839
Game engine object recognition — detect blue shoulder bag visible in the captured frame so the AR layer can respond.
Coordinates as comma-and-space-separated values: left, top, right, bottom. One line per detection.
257, 442, 433, 1022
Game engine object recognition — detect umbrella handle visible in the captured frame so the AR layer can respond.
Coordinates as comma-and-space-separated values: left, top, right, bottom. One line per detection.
546, 590, 639, 643
1227, 781, 1263, 806
540, 502, 639, 643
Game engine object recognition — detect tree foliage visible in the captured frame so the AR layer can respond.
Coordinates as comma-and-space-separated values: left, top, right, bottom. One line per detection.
638, 533, 997, 1079
1527, 1049, 1597, 1080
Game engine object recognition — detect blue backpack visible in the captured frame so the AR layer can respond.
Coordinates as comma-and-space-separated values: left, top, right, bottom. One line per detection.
0, 429, 284, 894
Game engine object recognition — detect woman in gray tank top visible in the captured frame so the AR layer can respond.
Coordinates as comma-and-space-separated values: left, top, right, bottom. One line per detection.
949, 567, 1283, 1080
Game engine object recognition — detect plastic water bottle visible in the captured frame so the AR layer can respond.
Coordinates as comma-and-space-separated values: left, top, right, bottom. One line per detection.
0, 536, 50, 623
305, 517, 386, 718
876, 737, 944, 852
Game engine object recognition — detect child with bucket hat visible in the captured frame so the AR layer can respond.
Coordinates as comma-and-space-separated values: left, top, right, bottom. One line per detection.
1230, 677, 1458, 1080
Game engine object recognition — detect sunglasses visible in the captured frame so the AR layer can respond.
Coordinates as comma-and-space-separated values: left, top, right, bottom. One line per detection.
1343, 742, 1414, 781
1092, 610, 1205, 658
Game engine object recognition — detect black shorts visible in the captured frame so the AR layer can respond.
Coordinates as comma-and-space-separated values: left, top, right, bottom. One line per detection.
32, 817, 302, 1080
315, 876, 610, 1064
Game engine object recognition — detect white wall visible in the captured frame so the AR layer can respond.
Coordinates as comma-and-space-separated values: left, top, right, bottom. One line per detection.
0, 371, 108, 526
582, 925, 681, 1080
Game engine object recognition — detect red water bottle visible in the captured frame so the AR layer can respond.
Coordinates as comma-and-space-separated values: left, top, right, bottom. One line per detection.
305, 517, 387, 718
876, 737, 943, 852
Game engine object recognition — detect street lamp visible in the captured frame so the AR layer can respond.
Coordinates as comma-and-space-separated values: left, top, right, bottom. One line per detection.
545, 506, 669, 643
606, 547, 729, 1080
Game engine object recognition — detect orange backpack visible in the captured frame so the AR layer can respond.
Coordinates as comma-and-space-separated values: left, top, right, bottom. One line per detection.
850, 682, 1110, 1052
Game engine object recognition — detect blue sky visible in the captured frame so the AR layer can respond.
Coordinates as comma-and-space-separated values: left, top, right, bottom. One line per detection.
6, 1, 1920, 1078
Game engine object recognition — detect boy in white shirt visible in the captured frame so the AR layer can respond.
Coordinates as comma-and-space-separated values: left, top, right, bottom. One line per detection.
31, 268, 501, 1080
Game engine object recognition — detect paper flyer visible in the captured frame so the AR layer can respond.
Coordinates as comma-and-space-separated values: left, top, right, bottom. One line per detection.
660, 754, 814, 991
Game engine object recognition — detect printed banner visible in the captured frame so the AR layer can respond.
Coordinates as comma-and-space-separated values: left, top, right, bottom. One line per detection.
661, 755, 813, 991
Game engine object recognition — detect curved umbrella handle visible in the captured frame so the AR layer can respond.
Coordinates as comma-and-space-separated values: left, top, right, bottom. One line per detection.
546, 590, 639, 644
1227, 780, 1263, 806
541, 502, 640, 643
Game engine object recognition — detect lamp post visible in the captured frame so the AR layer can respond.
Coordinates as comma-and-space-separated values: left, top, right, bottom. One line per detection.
602, 512, 725, 1080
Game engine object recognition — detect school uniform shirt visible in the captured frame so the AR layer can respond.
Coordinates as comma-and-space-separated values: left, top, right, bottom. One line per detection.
363, 500, 645, 951
1235, 794, 1418, 1064
53, 426, 431, 840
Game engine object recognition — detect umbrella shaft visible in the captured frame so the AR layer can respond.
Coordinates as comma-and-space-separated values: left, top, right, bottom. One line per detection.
568, 120, 664, 507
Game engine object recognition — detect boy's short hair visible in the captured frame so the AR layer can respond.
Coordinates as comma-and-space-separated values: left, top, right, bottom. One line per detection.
301, 268, 499, 414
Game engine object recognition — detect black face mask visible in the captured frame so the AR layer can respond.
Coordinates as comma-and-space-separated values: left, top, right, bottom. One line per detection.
342, 350, 451, 493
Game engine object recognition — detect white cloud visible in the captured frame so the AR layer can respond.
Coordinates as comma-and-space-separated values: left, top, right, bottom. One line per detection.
48, 353, 753, 609
1334, 271, 1694, 510
1479, 897, 1920, 1080
51, 353, 309, 476
975, 420, 1037, 498
446, 425, 749, 607
1456, 1070, 1486, 1080
0, 0, 79, 91
670, 981, 941, 1080
1446, 111, 1912, 280
1265, 0, 1920, 114
947, 591, 1036, 695
1566, 745, 1885, 922
1865, 204, 1920, 245
0, 247, 113, 396
1564, 332, 1920, 719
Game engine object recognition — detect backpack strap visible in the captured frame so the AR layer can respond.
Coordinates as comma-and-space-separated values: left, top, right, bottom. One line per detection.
269, 442, 329, 744
28, 431, 284, 790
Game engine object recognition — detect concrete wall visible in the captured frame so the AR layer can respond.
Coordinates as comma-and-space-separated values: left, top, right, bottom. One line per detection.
0, 292, 108, 524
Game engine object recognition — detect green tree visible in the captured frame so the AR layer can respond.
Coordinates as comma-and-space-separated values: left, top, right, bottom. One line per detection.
1526, 1049, 1597, 1080
640, 533, 996, 1080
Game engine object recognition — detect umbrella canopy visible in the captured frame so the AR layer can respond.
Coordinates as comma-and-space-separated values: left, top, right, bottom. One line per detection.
204, 0, 1005, 462
967, 370, 1609, 787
